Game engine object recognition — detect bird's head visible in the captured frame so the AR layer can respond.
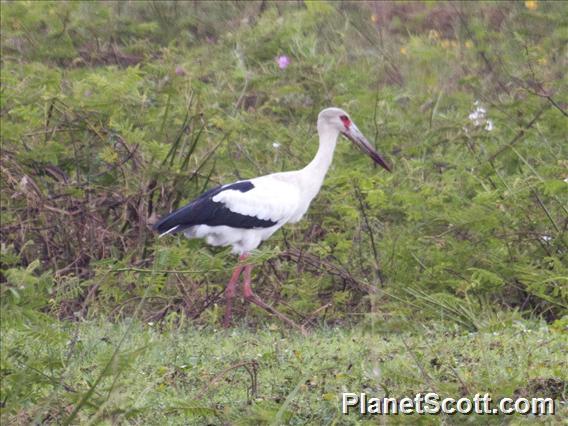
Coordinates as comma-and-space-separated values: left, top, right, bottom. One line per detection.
317, 107, 391, 172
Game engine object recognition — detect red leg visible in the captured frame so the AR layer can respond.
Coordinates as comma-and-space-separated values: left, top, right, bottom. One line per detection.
242, 264, 308, 336
223, 254, 249, 328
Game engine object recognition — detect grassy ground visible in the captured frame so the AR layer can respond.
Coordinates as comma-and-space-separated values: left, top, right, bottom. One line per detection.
3, 318, 566, 424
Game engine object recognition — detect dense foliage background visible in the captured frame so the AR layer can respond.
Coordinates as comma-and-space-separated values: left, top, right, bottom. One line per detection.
1, 1, 566, 424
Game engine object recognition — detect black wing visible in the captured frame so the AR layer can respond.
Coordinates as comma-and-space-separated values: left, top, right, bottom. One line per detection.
154, 181, 277, 235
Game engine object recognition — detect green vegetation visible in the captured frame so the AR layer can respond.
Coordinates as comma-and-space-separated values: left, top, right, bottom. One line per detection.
3, 320, 566, 424
1, 1, 566, 424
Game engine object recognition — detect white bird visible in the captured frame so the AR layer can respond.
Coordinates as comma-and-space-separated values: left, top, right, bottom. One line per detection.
154, 107, 391, 333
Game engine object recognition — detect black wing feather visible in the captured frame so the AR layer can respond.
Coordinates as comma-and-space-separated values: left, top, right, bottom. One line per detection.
154, 181, 277, 235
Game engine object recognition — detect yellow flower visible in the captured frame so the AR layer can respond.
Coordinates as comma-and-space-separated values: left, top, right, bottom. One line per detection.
465, 40, 474, 49
440, 39, 451, 49
400, 46, 408, 56
371, 14, 379, 23
525, 1, 538, 10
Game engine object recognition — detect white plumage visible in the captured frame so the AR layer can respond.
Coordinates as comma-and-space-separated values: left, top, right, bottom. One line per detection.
213, 176, 301, 224
154, 107, 391, 331
179, 175, 307, 254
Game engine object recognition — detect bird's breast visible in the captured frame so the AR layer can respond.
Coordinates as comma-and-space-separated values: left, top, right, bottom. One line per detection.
287, 196, 314, 223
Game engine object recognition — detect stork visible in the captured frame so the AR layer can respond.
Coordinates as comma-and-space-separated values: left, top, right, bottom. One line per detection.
154, 107, 391, 333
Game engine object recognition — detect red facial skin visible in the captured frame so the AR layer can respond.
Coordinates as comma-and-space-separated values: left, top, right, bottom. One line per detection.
340, 115, 351, 129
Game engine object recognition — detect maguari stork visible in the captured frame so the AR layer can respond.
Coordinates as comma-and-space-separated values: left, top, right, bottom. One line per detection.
154, 108, 391, 333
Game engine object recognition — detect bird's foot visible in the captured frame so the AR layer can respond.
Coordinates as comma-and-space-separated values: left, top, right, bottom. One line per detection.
223, 262, 244, 329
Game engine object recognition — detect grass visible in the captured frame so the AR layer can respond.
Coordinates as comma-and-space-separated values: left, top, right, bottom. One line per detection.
3, 318, 566, 424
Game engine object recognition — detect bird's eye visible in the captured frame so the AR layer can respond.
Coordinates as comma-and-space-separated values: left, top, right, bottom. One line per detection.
340, 115, 351, 128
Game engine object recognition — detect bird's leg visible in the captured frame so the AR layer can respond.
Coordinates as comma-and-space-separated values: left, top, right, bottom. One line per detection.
223, 254, 247, 328
242, 264, 308, 336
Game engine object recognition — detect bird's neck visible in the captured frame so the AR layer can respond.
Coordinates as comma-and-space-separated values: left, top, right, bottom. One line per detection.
300, 126, 339, 197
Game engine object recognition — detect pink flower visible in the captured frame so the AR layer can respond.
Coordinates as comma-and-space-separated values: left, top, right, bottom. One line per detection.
277, 55, 290, 69
175, 66, 187, 76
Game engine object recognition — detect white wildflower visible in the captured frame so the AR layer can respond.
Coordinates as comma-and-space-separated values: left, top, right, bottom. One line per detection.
468, 106, 486, 126
468, 100, 494, 131
272, 142, 281, 149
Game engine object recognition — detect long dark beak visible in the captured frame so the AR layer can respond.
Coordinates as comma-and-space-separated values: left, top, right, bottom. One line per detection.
341, 124, 392, 172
